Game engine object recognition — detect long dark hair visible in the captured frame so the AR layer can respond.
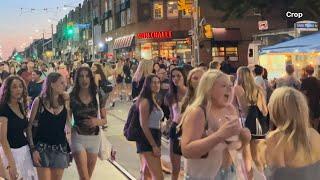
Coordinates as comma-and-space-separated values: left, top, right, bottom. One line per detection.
137, 74, 160, 111
71, 66, 97, 100
0, 75, 28, 112
92, 63, 107, 81
165, 67, 186, 106
40, 72, 65, 108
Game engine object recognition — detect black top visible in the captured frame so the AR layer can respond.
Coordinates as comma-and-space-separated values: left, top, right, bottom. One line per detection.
301, 77, 320, 119
70, 91, 106, 135
0, 104, 28, 149
28, 81, 43, 102
132, 77, 145, 99
36, 102, 68, 145
123, 64, 131, 77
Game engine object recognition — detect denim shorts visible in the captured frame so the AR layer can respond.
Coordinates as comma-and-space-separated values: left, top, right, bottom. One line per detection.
71, 130, 101, 154
35, 142, 70, 169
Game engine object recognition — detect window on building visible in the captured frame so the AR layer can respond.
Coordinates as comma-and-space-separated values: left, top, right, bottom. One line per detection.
109, 18, 113, 31
127, 8, 131, 24
167, 1, 178, 18
104, 19, 109, 32
182, 0, 192, 18
121, 11, 126, 27
153, 2, 163, 19
212, 46, 238, 61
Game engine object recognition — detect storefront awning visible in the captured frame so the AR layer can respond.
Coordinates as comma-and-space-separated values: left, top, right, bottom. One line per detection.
212, 28, 242, 41
113, 34, 135, 49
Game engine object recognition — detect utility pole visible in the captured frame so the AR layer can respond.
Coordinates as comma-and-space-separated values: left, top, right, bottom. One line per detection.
193, 0, 200, 66
91, 0, 95, 60
42, 32, 45, 60
51, 24, 54, 60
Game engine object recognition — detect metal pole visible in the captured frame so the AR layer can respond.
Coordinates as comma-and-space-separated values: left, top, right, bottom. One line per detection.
51, 24, 54, 60
91, 0, 95, 60
192, 0, 199, 66
42, 32, 45, 60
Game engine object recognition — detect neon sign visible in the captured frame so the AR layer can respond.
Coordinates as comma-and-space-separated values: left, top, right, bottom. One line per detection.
137, 31, 173, 39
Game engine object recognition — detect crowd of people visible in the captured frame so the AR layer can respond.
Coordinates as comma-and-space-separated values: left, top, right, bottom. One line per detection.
0, 56, 319, 180
128, 57, 320, 180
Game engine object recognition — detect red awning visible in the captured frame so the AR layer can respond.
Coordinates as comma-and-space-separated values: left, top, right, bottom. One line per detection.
113, 34, 135, 49
212, 28, 242, 41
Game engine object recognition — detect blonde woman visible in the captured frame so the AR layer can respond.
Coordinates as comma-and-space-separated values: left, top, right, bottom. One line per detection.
132, 59, 154, 99
264, 87, 320, 179
234, 66, 268, 177
181, 67, 205, 113
181, 70, 250, 179
111, 59, 124, 105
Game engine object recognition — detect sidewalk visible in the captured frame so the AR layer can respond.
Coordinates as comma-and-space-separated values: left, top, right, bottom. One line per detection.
63, 159, 127, 180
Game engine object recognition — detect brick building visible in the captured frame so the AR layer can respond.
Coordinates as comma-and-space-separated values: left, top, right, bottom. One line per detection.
53, 0, 296, 66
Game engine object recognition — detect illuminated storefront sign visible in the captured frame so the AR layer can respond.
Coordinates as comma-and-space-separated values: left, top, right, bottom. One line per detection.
137, 31, 173, 39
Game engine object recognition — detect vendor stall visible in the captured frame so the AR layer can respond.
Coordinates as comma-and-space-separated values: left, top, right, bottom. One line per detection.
259, 32, 320, 79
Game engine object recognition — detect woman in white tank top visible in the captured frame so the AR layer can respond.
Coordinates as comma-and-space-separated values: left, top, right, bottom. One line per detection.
181, 70, 251, 179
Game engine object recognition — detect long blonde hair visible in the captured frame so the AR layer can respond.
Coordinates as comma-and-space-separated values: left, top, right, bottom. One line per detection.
181, 67, 205, 113
179, 70, 228, 127
236, 66, 261, 104
268, 87, 311, 156
132, 59, 153, 82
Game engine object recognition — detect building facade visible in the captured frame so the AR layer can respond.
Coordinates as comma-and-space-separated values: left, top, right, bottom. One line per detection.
52, 0, 296, 66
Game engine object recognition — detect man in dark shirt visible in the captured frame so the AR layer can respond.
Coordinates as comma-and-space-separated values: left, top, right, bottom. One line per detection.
20, 61, 34, 86
301, 65, 320, 131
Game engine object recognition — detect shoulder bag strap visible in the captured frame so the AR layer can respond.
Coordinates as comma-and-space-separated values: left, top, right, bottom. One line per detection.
33, 97, 43, 126
199, 105, 208, 130
96, 93, 101, 119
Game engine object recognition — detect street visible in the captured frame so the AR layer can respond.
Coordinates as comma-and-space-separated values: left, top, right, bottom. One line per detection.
101, 101, 183, 180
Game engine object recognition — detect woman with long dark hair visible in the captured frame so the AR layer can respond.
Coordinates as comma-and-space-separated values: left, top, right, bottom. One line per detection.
70, 67, 107, 180
0, 76, 37, 180
91, 63, 107, 88
165, 67, 187, 180
27, 72, 70, 180
136, 74, 164, 180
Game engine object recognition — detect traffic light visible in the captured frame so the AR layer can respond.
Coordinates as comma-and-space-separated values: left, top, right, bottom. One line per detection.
64, 24, 75, 39
204, 24, 213, 38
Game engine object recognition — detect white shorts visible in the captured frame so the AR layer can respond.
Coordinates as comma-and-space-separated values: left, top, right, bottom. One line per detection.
0, 145, 38, 180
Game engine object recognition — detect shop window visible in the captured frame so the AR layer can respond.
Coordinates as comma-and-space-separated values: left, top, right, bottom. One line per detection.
153, 2, 163, 19
121, 11, 126, 27
182, 0, 192, 18
141, 43, 152, 60
167, 1, 178, 18
212, 47, 225, 57
127, 8, 131, 24
212, 46, 238, 61
225, 47, 238, 56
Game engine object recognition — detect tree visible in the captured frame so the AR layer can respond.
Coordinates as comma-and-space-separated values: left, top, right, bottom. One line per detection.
210, 0, 320, 21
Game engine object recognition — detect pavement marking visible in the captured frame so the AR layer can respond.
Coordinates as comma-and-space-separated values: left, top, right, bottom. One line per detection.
108, 159, 137, 180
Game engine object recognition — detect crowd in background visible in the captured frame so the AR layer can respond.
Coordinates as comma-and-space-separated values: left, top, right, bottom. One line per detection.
0, 55, 319, 180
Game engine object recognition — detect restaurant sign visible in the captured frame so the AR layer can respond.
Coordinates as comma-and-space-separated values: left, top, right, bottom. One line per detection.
137, 31, 173, 39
